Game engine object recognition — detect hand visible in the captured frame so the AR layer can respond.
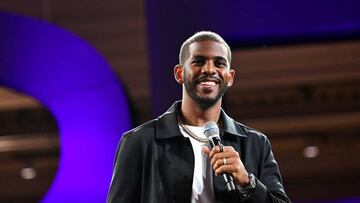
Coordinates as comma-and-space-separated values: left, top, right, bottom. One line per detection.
202, 145, 250, 186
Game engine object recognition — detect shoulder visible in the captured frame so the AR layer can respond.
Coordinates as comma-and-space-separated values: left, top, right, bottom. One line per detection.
234, 122, 275, 162
121, 119, 157, 143
115, 119, 158, 157
221, 109, 269, 145
235, 121, 271, 145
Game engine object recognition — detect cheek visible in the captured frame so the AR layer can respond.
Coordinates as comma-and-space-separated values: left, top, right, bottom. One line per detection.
184, 70, 195, 80
220, 71, 229, 80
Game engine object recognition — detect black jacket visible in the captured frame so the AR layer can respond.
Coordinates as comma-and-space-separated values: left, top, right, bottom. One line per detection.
107, 101, 290, 203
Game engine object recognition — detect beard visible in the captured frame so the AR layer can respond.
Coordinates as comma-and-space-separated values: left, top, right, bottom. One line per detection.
183, 72, 229, 110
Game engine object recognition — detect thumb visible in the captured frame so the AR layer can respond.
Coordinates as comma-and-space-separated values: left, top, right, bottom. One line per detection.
202, 145, 211, 155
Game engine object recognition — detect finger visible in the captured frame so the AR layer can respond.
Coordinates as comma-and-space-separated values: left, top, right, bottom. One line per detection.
214, 162, 238, 176
211, 150, 237, 165
210, 146, 236, 157
209, 145, 222, 158
213, 157, 232, 170
211, 153, 225, 166
212, 157, 222, 170
202, 146, 211, 155
222, 146, 236, 153
215, 157, 240, 171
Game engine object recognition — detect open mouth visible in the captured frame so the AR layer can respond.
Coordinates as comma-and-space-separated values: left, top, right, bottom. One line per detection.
197, 78, 221, 91
197, 77, 221, 87
200, 81, 217, 86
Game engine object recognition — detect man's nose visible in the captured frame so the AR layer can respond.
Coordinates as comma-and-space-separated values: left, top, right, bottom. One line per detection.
201, 60, 216, 74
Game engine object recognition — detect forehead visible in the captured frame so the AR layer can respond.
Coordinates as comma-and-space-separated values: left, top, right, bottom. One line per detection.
188, 40, 228, 60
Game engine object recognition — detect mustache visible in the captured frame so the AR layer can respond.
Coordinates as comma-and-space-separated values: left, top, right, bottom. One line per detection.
196, 75, 222, 83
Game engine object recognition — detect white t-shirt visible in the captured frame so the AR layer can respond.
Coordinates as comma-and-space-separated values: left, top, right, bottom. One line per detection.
178, 124, 215, 203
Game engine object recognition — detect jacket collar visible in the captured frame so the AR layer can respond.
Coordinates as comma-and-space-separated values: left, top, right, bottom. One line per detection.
155, 101, 247, 139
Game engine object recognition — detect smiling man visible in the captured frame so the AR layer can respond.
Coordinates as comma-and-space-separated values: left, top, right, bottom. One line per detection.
107, 31, 291, 203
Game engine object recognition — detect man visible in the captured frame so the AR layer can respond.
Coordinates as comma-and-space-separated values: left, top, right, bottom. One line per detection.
107, 31, 291, 203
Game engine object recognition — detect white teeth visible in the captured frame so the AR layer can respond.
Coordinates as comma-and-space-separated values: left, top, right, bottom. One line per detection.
200, 81, 216, 86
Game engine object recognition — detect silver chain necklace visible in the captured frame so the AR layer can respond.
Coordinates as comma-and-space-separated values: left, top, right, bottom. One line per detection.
177, 116, 209, 143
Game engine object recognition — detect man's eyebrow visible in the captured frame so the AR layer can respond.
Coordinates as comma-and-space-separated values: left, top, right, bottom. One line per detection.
214, 56, 227, 61
191, 55, 227, 61
192, 55, 206, 59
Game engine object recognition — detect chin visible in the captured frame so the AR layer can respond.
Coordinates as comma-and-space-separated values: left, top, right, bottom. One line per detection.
192, 95, 220, 109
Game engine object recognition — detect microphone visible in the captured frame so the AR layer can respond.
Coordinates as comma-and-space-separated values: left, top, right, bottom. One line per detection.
203, 121, 236, 192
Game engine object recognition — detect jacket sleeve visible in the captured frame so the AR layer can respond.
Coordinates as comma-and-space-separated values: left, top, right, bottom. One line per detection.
243, 136, 291, 203
106, 133, 143, 203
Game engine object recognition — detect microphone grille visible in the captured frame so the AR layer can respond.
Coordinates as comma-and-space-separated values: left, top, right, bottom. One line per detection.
203, 121, 219, 138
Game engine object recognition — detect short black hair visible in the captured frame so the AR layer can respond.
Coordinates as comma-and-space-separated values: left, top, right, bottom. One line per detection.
179, 31, 232, 66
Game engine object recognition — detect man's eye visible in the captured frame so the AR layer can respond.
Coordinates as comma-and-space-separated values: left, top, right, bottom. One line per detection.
215, 61, 227, 67
192, 59, 205, 65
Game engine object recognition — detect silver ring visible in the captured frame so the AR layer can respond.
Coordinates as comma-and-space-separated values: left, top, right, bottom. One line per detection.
223, 158, 227, 165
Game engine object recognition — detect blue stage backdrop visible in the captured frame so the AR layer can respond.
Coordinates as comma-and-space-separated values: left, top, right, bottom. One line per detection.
0, 12, 132, 203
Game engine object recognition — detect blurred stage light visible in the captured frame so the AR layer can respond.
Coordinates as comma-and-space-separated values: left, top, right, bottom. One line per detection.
303, 145, 320, 158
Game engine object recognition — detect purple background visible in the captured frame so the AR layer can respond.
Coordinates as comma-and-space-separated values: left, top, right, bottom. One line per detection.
0, 12, 132, 203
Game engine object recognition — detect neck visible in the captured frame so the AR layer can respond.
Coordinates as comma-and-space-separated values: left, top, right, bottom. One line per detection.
180, 97, 222, 127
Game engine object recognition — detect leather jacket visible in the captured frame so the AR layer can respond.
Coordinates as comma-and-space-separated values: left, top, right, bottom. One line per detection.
107, 101, 291, 203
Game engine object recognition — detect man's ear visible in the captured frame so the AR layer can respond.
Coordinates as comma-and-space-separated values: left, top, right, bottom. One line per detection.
227, 69, 235, 87
174, 64, 184, 84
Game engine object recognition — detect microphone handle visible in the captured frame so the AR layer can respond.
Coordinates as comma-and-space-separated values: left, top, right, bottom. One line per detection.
209, 137, 236, 191
222, 173, 236, 191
